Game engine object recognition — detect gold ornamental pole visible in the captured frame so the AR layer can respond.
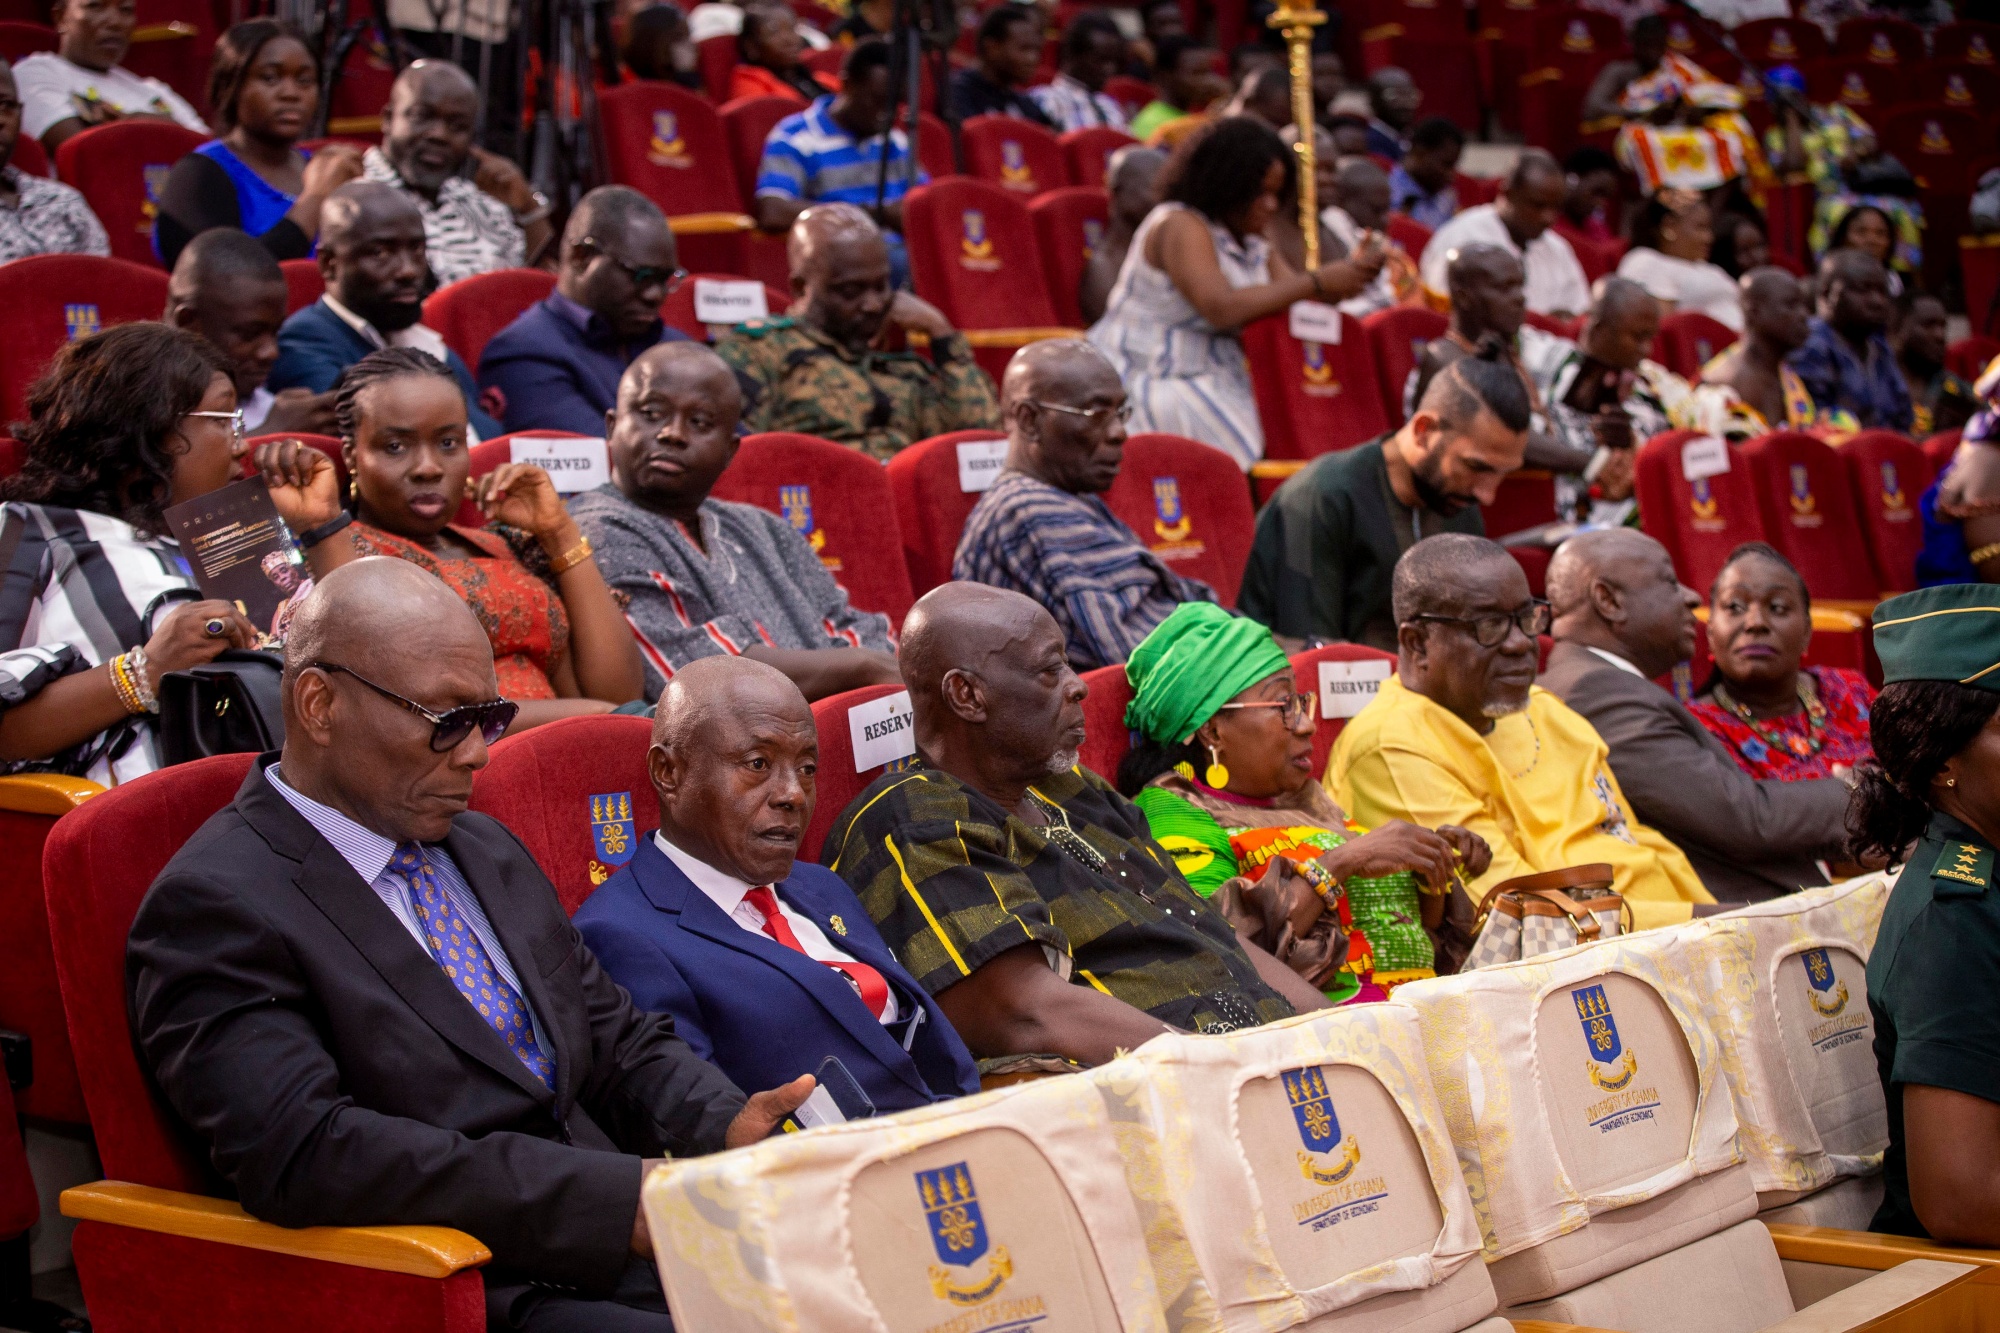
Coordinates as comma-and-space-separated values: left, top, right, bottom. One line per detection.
1269, 1, 1327, 270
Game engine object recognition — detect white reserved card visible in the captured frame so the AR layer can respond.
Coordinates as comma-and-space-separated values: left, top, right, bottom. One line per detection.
848, 689, 916, 771
693, 278, 769, 325
509, 435, 609, 493
1680, 434, 1731, 482
1319, 657, 1393, 719
1289, 301, 1343, 345
956, 437, 1009, 492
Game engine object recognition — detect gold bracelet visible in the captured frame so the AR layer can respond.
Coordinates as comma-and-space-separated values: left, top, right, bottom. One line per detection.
108, 653, 145, 715
546, 534, 593, 576
1970, 541, 2000, 567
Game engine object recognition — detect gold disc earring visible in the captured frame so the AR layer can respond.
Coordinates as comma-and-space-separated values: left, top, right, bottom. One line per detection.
1204, 743, 1229, 789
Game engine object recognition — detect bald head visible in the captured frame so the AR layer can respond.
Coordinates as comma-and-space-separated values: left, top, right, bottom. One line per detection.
902, 583, 1048, 704
1819, 246, 1893, 338
285, 557, 486, 691
1547, 527, 1697, 676
1000, 337, 1113, 413
320, 180, 422, 252
654, 654, 807, 753
383, 60, 481, 193
1741, 265, 1810, 353
1391, 533, 1514, 624
1106, 145, 1166, 227
788, 203, 895, 350
1000, 339, 1127, 494
623, 339, 743, 417
1581, 276, 1661, 371
564, 184, 670, 253
1545, 528, 1661, 617
1330, 157, 1391, 229
788, 201, 883, 274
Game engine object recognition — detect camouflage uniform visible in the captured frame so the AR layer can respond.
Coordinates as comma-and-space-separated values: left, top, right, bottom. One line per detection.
715, 316, 1001, 461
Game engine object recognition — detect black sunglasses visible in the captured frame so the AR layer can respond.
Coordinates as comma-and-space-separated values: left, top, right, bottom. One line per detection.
579, 236, 686, 293
309, 662, 519, 751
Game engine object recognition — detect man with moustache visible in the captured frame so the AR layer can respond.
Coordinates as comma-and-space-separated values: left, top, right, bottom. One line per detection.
1329, 534, 1712, 932
164, 227, 333, 434
825, 582, 1327, 1065
269, 180, 501, 438
567, 341, 898, 701
574, 655, 981, 1110
1238, 349, 1530, 653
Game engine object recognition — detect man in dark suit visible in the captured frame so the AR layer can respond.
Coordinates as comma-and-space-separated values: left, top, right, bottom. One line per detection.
477, 186, 691, 437
268, 180, 502, 438
1538, 528, 1851, 901
575, 655, 981, 1112
128, 557, 810, 1332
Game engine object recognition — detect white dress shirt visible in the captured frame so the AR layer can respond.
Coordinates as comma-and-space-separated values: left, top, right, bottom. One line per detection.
654, 831, 898, 1023
1585, 645, 1646, 677
1419, 203, 1593, 317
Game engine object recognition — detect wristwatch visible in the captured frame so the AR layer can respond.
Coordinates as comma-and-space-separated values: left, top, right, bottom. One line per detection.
513, 189, 553, 227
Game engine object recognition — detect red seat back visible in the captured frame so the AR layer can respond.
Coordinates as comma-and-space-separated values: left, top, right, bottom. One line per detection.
885, 428, 1009, 595
1101, 432, 1256, 606
1028, 186, 1107, 328
1877, 106, 1987, 193
123, 0, 214, 116
1799, 57, 1907, 115
720, 94, 803, 208
711, 431, 917, 625
53, 120, 207, 266
43, 753, 256, 1190
959, 114, 1068, 198
1289, 644, 1396, 780
918, 112, 956, 178
423, 267, 558, 371
455, 430, 595, 525
1453, 172, 1501, 208
0, 437, 21, 479
1384, 212, 1433, 262
321, 19, 397, 137
1635, 427, 1769, 594
1733, 17, 1830, 65
1833, 15, 1925, 65
1946, 334, 2000, 383
0, 781, 100, 1126
8, 129, 48, 180
242, 432, 346, 497
597, 82, 748, 218
1925, 427, 1963, 472
1243, 314, 1390, 461
468, 714, 658, 916
0, 20, 54, 61
903, 177, 1062, 331
1363, 305, 1446, 422
660, 273, 792, 341
0, 254, 170, 424
803, 682, 910, 864
1740, 430, 1879, 601
1078, 663, 1134, 786
1481, 468, 1558, 538
1652, 311, 1738, 379
1934, 21, 2000, 66
697, 33, 738, 102
1840, 429, 1934, 595
1059, 126, 1137, 188
279, 257, 324, 316
1103, 75, 1155, 117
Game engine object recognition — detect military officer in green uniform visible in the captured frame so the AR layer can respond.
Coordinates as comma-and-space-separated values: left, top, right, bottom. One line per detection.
1852, 583, 2000, 1246
716, 203, 1000, 461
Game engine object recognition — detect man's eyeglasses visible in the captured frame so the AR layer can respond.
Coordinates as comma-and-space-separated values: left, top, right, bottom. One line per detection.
1030, 400, 1133, 427
1406, 599, 1553, 649
185, 408, 245, 451
1216, 691, 1318, 727
309, 662, 519, 751
580, 237, 686, 293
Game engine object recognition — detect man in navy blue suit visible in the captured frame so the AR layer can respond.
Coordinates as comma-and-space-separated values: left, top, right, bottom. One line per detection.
269, 180, 502, 438
574, 655, 980, 1113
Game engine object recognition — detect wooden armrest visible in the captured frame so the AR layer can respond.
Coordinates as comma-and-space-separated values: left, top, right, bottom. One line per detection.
1964, 234, 2000, 251
960, 327, 1085, 349
0, 773, 104, 815
1767, 1222, 2000, 1275
328, 116, 384, 135
130, 20, 196, 40
1767, 1258, 1977, 1332
1250, 460, 1307, 482
62, 1182, 490, 1279
1689, 607, 1867, 633
668, 212, 755, 235
1814, 599, 1880, 621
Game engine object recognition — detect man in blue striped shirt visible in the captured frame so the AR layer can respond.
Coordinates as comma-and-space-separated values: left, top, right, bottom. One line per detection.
953, 339, 1217, 670
753, 38, 925, 287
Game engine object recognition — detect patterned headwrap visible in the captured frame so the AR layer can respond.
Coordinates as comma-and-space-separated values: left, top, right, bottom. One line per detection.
1124, 602, 1293, 745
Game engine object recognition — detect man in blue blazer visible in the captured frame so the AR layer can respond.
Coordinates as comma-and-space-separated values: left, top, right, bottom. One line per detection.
574, 655, 980, 1114
269, 180, 501, 437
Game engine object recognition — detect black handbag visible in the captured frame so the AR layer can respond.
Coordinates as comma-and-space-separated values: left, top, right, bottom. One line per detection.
155, 650, 286, 767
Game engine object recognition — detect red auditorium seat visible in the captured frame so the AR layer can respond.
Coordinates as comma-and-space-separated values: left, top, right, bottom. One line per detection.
0, 254, 170, 423
1635, 427, 1769, 594
1101, 432, 1257, 606
1453, 172, 1501, 208
1933, 20, 2000, 66
1359, 0, 1483, 133
1833, 14, 1925, 65
697, 32, 738, 101
1078, 663, 1134, 786
53, 119, 207, 266
1363, 305, 1446, 421
0, 436, 21, 478
804, 682, 910, 864
1799, 56, 1907, 112
1059, 126, 1137, 188
1739, 430, 1881, 603
1103, 75, 1155, 118
596, 82, 755, 273
424, 267, 557, 370
1474, 0, 1545, 131
1522, 310, 1582, 339
720, 94, 802, 209
0, 775, 100, 1136
320, 18, 398, 136
0, 19, 54, 61
8, 129, 48, 180
42, 753, 491, 1332
917, 111, 956, 178
1242, 313, 1390, 460
1876, 106, 1986, 290
1481, 468, 1558, 538
1964, 236, 2000, 337
453, 431, 594, 525
1926, 427, 1963, 472
1289, 643, 1396, 778
902, 177, 1080, 382
1841, 429, 1935, 595
1734, 17, 1830, 66
711, 431, 917, 625
1518, 9, 1624, 162
279, 257, 323, 316
469, 713, 658, 914
1384, 212, 1432, 262
1946, 335, 2000, 383
660, 272, 792, 341
1028, 186, 1108, 328
885, 428, 1008, 595
960, 114, 1067, 198
1653, 311, 1737, 379
122, 0, 213, 117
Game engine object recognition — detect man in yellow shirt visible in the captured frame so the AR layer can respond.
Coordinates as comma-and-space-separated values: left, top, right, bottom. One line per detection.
1328, 534, 1712, 951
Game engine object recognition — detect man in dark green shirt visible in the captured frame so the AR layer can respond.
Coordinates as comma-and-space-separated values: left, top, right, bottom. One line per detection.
1237, 350, 1532, 651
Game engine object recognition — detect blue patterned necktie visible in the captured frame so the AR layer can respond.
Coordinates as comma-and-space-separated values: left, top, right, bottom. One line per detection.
389, 843, 555, 1091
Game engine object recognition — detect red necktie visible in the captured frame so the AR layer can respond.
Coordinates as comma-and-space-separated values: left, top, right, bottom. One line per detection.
743, 886, 892, 1021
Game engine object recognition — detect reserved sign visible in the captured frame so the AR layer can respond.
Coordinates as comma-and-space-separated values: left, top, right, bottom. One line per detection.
509, 436, 609, 493
693, 278, 770, 325
956, 438, 1009, 492
848, 689, 917, 771
1680, 434, 1730, 482
1319, 658, 1393, 719
1289, 300, 1343, 345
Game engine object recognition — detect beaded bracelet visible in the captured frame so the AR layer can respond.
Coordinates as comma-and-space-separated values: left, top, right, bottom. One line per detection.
108, 652, 145, 715
1969, 541, 2000, 567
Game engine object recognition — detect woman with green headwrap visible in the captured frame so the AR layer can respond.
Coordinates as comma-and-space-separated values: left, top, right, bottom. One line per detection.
1118, 603, 1491, 999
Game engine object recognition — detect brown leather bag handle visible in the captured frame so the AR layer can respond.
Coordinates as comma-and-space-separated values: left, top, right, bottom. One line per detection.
1474, 864, 1619, 937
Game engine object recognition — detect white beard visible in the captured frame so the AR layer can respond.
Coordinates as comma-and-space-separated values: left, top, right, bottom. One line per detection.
1046, 747, 1081, 774
1481, 698, 1529, 720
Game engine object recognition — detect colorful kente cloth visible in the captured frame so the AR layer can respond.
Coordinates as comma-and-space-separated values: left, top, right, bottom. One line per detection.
1691, 351, 1830, 441
1762, 106, 1924, 274
1613, 54, 1769, 193
1687, 667, 1876, 781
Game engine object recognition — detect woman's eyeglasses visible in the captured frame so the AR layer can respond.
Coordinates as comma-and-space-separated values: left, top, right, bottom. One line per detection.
185, 408, 246, 451
580, 236, 687, 293
1407, 599, 1554, 649
309, 662, 519, 750
1216, 691, 1318, 727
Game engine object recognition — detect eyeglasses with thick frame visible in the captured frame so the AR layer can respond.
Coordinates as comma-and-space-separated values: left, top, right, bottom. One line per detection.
308, 662, 520, 751
184, 408, 245, 452
579, 236, 687, 294
1406, 599, 1553, 649
1029, 399, 1134, 427
1215, 691, 1318, 727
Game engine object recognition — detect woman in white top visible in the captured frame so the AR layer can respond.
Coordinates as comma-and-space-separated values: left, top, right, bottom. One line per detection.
1616, 188, 1744, 332
14, 0, 207, 155
1088, 115, 1386, 469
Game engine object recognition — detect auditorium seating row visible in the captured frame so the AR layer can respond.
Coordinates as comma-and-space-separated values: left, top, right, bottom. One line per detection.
11, 716, 1998, 1329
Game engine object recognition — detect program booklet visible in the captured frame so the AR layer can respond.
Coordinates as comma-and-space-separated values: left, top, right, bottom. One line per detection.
162, 477, 310, 639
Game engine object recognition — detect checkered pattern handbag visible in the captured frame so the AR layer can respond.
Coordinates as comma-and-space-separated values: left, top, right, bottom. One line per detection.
1464, 864, 1629, 971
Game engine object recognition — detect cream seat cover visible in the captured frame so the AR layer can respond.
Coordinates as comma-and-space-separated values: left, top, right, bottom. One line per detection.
1391, 935, 1742, 1262
1104, 1004, 1488, 1331
642, 1072, 1213, 1333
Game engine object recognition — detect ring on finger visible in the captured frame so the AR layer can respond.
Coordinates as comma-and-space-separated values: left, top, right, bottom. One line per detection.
204, 617, 227, 637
